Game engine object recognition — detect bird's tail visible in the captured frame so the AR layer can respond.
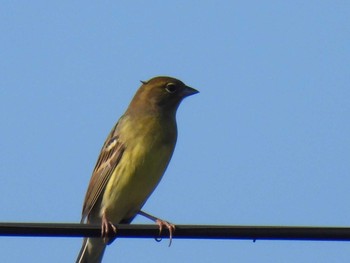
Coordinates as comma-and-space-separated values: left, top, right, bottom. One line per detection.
76, 237, 106, 263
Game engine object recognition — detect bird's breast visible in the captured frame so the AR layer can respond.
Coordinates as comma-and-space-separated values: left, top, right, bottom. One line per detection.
101, 115, 177, 222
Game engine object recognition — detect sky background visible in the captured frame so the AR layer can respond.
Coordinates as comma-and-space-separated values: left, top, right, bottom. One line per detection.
1, 1, 350, 262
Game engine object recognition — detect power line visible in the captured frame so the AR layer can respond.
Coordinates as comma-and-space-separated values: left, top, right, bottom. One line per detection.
1, 222, 350, 242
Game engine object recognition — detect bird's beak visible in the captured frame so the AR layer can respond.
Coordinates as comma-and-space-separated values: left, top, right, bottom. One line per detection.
182, 86, 199, 97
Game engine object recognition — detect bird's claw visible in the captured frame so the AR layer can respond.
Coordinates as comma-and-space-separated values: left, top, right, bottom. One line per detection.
101, 215, 117, 243
156, 219, 176, 247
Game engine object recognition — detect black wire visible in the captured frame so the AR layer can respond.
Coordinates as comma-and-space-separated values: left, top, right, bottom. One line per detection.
1, 222, 350, 241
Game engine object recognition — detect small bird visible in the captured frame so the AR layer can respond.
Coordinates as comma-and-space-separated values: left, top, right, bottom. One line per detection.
76, 76, 198, 263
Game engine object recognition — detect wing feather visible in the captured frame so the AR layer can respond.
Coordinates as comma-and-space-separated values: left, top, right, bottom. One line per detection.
81, 121, 125, 222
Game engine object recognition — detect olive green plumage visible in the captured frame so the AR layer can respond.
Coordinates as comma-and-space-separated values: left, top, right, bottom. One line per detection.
76, 76, 198, 263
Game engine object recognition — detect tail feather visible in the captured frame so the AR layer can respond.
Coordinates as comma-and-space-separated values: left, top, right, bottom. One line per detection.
76, 238, 106, 263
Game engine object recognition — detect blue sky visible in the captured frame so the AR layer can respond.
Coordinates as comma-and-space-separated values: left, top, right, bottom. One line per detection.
1, 1, 350, 262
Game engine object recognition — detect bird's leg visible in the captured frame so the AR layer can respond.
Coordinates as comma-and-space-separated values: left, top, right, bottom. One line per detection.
138, 210, 175, 246
101, 212, 117, 243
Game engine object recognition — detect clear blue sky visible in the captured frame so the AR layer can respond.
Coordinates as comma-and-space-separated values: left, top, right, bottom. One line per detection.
1, 1, 349, 262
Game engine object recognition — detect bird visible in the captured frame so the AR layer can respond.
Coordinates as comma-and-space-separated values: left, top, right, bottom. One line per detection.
76, 76, 198, 263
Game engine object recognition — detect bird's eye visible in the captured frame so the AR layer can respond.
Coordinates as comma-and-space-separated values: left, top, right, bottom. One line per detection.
165, 83, 178, 94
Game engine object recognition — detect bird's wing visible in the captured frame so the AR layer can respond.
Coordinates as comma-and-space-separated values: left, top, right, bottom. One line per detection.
81, 120, 125, 222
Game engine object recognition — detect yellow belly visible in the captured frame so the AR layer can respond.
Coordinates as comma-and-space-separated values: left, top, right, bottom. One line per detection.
101, 116, 176, 223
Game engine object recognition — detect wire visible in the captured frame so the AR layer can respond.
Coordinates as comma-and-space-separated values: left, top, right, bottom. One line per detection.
1, 222, 350, 241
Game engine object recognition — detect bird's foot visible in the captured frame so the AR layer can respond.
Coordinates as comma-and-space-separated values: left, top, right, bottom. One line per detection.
138, 210, 175, 246
101, 214, 117, 243
156, 219, 176, 247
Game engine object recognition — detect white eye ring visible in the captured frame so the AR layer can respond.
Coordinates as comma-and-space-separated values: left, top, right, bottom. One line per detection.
165, 83, 178, 93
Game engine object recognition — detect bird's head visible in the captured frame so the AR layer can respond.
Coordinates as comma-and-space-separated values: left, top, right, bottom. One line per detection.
127, 76, 199, 116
